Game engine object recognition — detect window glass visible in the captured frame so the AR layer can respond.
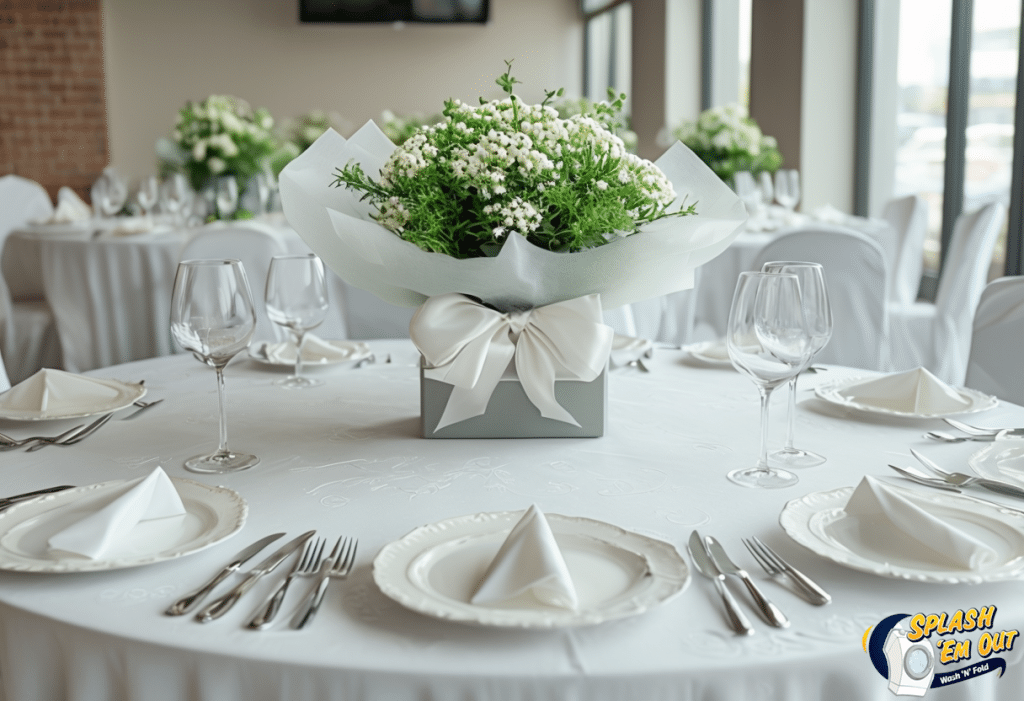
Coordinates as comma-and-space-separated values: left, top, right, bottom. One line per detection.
585, 3, 631, 106
739, 0, 751, 110
966, 0, 1020, 279
893, 0, 952, 275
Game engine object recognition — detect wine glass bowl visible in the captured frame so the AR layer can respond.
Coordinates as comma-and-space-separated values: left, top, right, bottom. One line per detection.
264, 253, 329, 389
215, 176, 239, 220
136, 176, 159, 218
726, 271, 810, 488
170, 259, 259, 473
761, 261, 833, 468
773, 170, 801, 212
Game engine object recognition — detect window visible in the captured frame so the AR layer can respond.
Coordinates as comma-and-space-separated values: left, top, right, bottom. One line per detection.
583, 1, 632, 106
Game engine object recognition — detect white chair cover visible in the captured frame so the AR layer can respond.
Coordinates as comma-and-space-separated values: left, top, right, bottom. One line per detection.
882, 194, 928, 305
0, 175, 61, 382
0, 347, 9, 392
964, 276, 1024, 406
751, 226, 889, 370
888, 201, 1006, 384
179, 224, 290, 344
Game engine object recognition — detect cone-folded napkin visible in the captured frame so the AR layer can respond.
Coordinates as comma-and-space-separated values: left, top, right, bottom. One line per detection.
837, 367, 971, 414
0, 369, 122, 414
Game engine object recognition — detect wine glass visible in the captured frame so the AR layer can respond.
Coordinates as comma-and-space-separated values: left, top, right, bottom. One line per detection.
757, 171, 774, 210
216, 176, 239, 220
136, 176, 158, 218
252, 173, 272, 216
160, 174, 192, 226
774, 170, 801, 212
733, 171, 761, 216
265, 254, 329, 388
762, 262, 833, 467
170, 259, 259, 473
726, 271, 810, 488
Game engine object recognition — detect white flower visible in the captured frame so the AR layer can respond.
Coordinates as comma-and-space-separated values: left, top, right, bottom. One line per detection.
207, 157, 226, 174
596, 180, 608, 191
192, 140, 207, 161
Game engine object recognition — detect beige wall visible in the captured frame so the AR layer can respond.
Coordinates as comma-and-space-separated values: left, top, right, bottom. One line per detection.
102, 0, 583, 181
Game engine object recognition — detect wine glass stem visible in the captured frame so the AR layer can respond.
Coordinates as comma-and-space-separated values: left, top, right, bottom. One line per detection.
784, 375, 798, 451
757, 386, 772, 473
215, 366, 231, 455
293, 330, 306, 380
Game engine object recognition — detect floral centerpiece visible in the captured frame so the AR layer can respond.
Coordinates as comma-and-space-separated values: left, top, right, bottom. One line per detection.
553, 90, 638, 154
378, 109, 445, 146
162, 95, 279, 192
668, 104, 782, 185
279, 63, 746, 438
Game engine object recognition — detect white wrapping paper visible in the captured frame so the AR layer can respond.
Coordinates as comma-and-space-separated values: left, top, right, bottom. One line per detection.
278, 122, 747, 313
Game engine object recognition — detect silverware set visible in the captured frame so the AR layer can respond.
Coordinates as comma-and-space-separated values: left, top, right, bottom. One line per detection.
687, 529, 829, 635
926, 418, 1024, 443
167, 530, 357, 631
0, 413, 113, 452
887, 448, 1024, 501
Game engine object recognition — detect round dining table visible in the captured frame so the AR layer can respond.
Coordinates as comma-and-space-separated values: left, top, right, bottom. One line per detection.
0, 340, 1022, 701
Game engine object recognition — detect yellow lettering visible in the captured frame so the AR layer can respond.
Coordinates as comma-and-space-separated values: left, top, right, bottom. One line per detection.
939, 639, 958, 664
964, 608, 978, 630
935, 611, 950, 635
908, 614, 928, 642
976, 606, 996, 630
945, 609, 964, 635
1005, 630, 1019, 650
925, 614, 941, 637
979, 632, 994, 657
954, 638, 971, 661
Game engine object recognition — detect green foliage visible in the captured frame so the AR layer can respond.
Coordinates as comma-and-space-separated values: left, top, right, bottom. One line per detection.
669, 104, 782, 184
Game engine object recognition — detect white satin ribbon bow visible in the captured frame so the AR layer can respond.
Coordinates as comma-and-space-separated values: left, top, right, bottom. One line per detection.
410, 293, 614, 431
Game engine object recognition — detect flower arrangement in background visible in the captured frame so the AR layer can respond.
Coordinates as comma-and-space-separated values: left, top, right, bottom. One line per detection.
553, 91, 638, 154
162, 95, 279, 192
668, 104, 782, 185
378, 109, 445, 146
332, 62, 693, 259
269, 110, 351, 175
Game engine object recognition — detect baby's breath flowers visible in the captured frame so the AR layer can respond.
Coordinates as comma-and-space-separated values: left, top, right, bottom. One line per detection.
333, 62, 694, 259
169, 95, 279, 192
669, 104, 782, 185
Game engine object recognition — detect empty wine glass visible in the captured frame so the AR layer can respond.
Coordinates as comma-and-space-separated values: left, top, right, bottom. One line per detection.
136, 176, 159, 218
762, 262, 833, 467
733, 171, 761, 216
265, 254, 329, 388
252, 173, 272, 216
757, 171, 774, 209
726, 271, 810, 488
216, 176, 239, 220
91, 168, 128, 218
774, 170, 801, 212
170, 259, 259, 473
160, 174, 192, 226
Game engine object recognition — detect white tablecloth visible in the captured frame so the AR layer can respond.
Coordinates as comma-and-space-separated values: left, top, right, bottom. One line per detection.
1, 219, 311, 373
0, 341, 1021, 700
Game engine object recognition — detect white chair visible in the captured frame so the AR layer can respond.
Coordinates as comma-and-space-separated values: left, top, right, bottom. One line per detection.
0, 175, 61, 383
0, 347, 10, 392
751, 226, 889, 370
179, 224, 290, 343
964, 277, 1024, 406
882, 194, 928, 305
887, 200, 1006, 384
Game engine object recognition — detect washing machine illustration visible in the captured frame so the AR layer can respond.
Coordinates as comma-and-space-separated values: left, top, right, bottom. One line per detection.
883, 618, 936, 696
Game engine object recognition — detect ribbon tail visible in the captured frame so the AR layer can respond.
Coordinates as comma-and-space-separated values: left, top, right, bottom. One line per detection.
433, 333, 516, 431
514, 337, 581, 427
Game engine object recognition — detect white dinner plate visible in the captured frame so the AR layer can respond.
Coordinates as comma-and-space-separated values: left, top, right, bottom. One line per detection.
0, 478, 246, 572
969, 439, 1024, 487
21, 222, 93, 237
813, 376, 997, 418
248, 340, 372, 366
0, 379, 146, 421
683, 340, 733, 367
373, 511, 689, 628
779, 486, 1024, 584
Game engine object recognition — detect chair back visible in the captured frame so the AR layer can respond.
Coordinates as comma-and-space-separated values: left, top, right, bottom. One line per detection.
965, 276, 1024, 406
882, 194, 928, 305
752, 226, 889, 370
0, 345, 10, 392
179, 224, 290, 342
0, 175, 52, 242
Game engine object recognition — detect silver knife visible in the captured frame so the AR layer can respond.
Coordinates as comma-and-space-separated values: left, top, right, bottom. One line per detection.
195, 530, 315, 623
705, 536, 789, 628
0, 485, 76, 511
165, 532, 285, 616
687, 530, 754, 636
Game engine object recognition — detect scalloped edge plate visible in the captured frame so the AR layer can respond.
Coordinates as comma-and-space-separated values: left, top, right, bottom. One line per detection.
814, 376, 997, 418
373, 511, 689, 628
248, 339, 372, 367
780, 485, 1024, 583
0, 478, 246, 572
969, 439, 1024, 487
0, 378, 146, 421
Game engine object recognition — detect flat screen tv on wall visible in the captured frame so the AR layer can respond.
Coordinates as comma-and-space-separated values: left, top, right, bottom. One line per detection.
300, 0, 489, 23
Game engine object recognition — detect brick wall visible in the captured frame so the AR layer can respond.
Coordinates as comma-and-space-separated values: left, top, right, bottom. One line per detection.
0, 0, 108, 204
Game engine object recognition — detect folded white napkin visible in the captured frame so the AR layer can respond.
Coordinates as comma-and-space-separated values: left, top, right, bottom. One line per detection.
262, 335, 370, 364
97, 216, 153, 238
843, 476, 997, 570
471, 505, 578, 610
0, 369, 121, 413
48, 468, 186, 559
693, 339, 731, 362
48, 186, 92, 223
837, 367, 971, 414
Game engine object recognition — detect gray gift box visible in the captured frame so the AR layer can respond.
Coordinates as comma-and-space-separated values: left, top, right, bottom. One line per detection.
420, 360, 607, 439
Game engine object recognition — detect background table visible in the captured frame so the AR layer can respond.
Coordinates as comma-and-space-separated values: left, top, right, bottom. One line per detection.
0, 340, 1021, 700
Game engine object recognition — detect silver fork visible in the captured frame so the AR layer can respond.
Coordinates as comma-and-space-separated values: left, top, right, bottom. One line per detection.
247, 538, 325, 630
911, 448, 1024, 499
292, 536, 357, 629
0, 424, 85, 450
943, 418, 1024, 438
742, 537, 831, 605
25, 413, 113, 452
121, 398, 164, 421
